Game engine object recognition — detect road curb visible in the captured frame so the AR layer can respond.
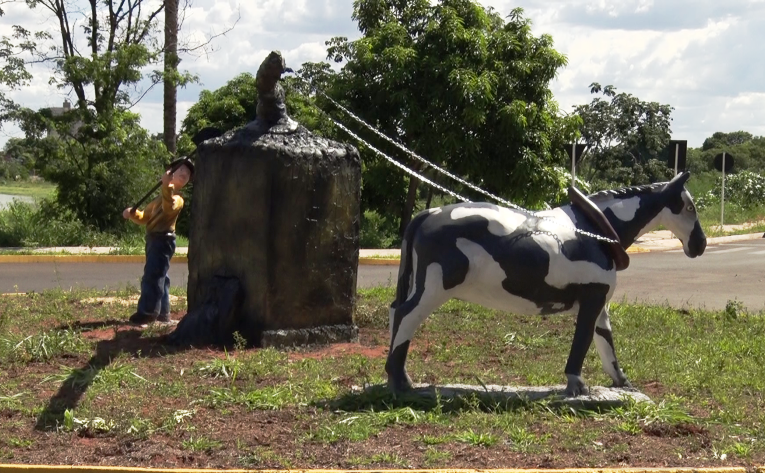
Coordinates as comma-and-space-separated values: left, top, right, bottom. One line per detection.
358, 257, 400, 266
0, 466, 758, 473
0, 232, 762, 264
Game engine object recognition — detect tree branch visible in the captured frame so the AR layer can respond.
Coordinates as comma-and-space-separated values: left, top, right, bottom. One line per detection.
127, 78, 160, 109
133, 2, 164, 44
177, 7, 240, 58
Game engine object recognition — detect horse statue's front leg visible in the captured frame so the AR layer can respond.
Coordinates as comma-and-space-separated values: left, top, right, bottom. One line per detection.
564, 285, 611, 396
594, 306, 633, 389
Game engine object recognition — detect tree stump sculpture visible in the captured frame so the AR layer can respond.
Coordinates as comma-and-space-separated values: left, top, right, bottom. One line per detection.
168, 51, 361, 348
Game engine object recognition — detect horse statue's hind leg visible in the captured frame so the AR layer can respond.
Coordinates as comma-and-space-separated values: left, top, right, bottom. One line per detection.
593, 306, 632, 389
386, 261, 449, 393
564, 285, 611, 396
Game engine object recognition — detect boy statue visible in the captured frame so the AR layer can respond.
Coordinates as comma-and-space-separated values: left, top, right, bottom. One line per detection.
123, 158, 194, 326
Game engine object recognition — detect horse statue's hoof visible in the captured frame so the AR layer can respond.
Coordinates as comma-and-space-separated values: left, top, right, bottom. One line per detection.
565, 374, 589, 397
387, 373, 413, 394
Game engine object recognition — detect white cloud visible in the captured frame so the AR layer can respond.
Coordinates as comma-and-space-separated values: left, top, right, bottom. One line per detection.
2, 0, 764, 150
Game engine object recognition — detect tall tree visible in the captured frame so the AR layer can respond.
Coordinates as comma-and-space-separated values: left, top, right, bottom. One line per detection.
573, 83, 674, 187
163, 0, 179, 155
702, 131, 754, 151
1, 0, 234, 231
0, 3, 33, 123
322, 0, 574, 235
2, 0, 188, 230
690, 131, 765, 173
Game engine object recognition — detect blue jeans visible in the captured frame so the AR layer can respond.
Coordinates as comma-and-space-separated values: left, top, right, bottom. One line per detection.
136, 232, 176, 317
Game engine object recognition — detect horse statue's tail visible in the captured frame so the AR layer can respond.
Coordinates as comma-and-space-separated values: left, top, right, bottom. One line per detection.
390, 210, 432, 333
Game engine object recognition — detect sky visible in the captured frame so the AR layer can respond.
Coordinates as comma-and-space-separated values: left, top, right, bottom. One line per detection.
1, 0, 764, 149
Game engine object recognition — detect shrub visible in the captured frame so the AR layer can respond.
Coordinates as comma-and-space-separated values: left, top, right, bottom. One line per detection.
0, 199, 123, 247
695, 170, 765, 210
359, 210, 398, 249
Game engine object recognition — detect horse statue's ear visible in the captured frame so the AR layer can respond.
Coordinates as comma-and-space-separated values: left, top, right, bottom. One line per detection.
667, 170, 691, 188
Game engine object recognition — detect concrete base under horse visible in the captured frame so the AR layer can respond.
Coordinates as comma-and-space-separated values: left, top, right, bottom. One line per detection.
354, 383, 652, 410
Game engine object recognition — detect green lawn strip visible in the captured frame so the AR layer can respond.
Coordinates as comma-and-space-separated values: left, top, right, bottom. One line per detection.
698, 204, 765, 236
0, 235, 191, 255
0, 182, 56, 199
1, 285, 764, 465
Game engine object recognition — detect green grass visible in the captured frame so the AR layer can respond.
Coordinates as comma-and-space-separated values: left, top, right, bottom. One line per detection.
698, 203, 765, 236
105, 233, 190, 254
0, 234, 190, 253
0, 181, 56, 199
423, 447, 452, 466
2, 285, 765, 467
182, 436, 223, 453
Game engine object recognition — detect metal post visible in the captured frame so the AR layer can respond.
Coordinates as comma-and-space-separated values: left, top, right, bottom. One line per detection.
721, 152, 726, 228
674, 143, 679, 176
571, 142, 576, 188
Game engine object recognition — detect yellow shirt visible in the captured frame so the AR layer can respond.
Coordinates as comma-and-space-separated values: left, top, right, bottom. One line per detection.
129, 183, 184, 234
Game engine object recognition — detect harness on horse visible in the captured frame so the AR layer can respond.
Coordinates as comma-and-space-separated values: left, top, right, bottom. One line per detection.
567, 186, 630, 271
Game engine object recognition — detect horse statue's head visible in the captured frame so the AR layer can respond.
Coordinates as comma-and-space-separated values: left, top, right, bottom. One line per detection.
657, 171, 707, 258
585, 170, 707, 258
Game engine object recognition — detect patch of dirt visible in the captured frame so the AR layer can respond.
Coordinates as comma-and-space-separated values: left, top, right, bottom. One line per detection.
78, 311, 186, 342
79, 295, 185, 306
288, 342, 387, 361
643, 422, 709, 438
1, 404, 754, 469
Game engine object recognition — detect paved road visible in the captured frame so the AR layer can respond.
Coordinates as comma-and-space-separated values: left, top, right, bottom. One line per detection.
2, 239, 764, 311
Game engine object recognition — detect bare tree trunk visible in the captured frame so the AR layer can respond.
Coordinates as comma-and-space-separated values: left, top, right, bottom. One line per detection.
399, 175, 419, 237
425, 184, 433, 209
163, 0, 178, 155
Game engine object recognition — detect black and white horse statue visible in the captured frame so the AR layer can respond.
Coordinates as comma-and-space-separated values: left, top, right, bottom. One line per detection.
386, 171, 707, 397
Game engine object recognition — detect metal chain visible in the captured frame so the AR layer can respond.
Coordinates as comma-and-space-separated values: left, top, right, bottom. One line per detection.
328, 117, 473, 203
298, 81, 619, 244
317, 91, 517, 208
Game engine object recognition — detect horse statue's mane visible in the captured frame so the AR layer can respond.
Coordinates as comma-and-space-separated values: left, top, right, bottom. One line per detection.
587, 182, 666, 203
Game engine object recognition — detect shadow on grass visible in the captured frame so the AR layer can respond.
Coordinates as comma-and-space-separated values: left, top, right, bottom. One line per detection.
318, 384, 545, 415
56, 319, 127, 332
34, 327, 189, 431
320, 383, 641, 415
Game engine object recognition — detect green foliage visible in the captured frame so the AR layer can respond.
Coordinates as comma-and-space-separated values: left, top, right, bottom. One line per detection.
2, 0, 196, 234
34, 110, 169, 231
724, 299, 746, 320
0, 199, 119, 247
179, 72, 333, 155
176, 72, 331, 236
359, 210, 399, 248
694, 170, 765, 210
179, 73, 258, 152
574, 83, 674, 186
703, 131, 755, 150
321, 0, 573, 232
0, 161, 28, 181
689, 131, 765, 173
0, 13, 34, 123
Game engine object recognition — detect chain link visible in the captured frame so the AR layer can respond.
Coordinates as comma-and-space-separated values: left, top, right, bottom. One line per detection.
328, 117, 474, 203
298, 80, 619, 245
